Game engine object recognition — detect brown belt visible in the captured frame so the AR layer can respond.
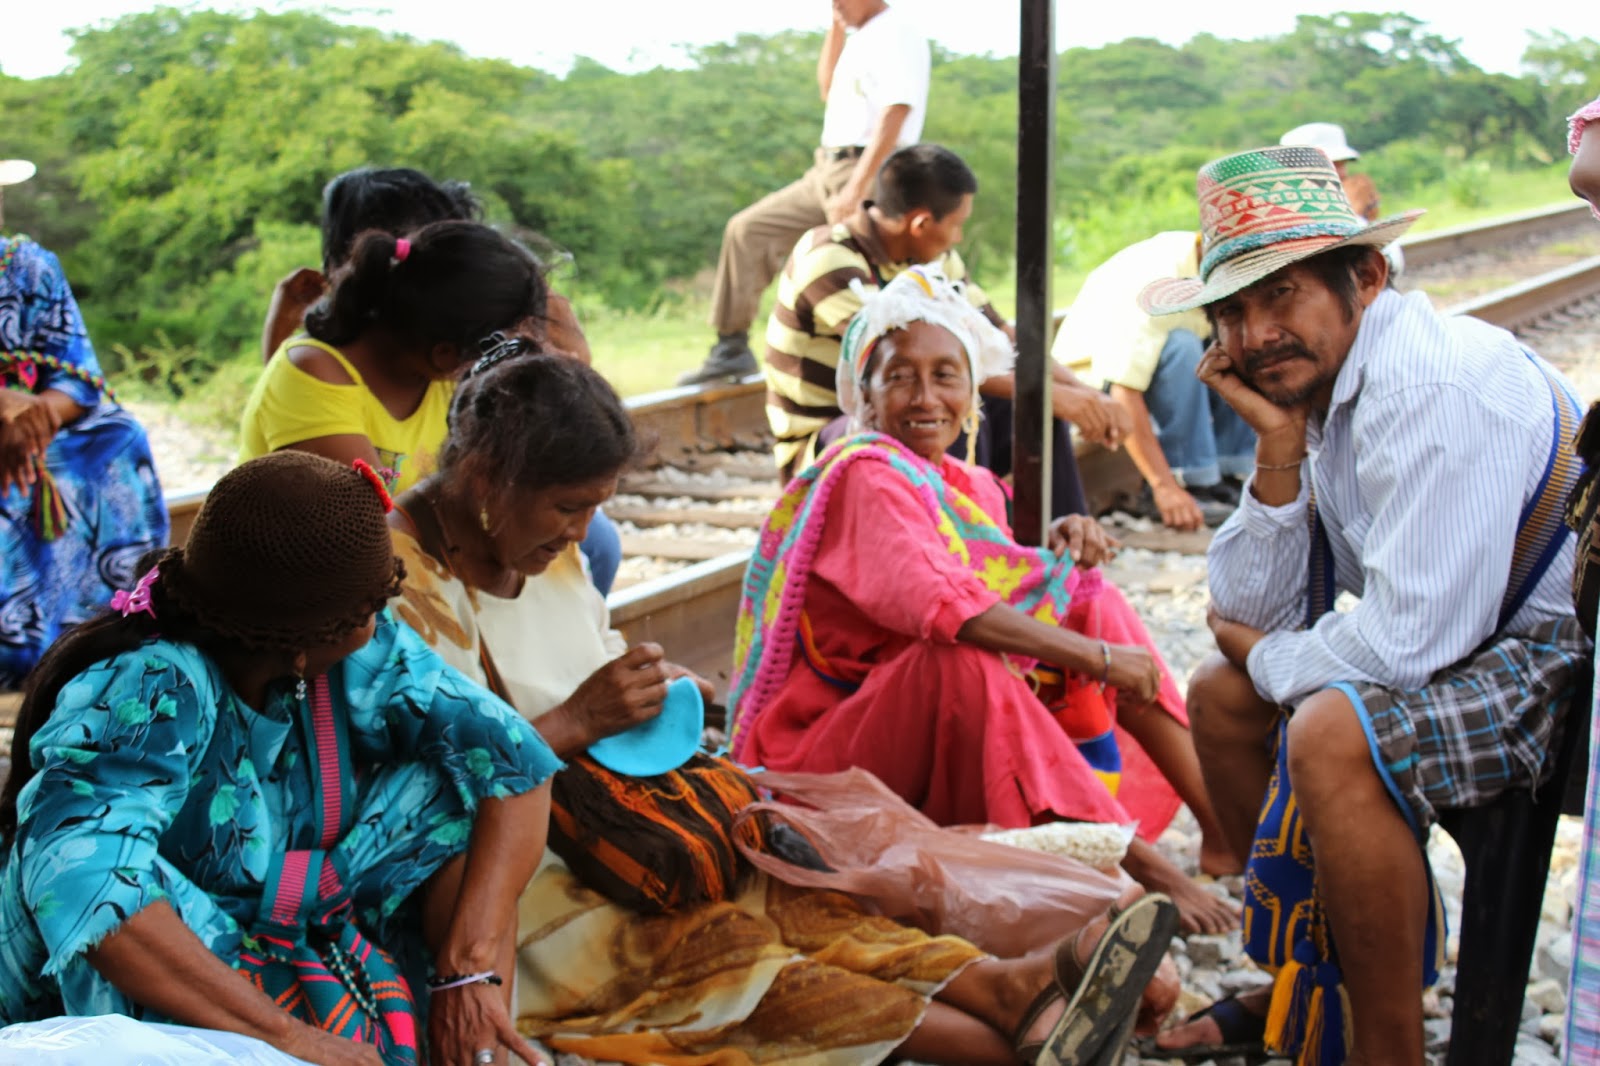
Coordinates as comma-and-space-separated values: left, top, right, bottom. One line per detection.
824, 145, 866, 162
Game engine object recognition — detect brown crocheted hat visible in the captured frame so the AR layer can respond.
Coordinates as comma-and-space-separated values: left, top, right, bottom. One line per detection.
160, 451, 404, 650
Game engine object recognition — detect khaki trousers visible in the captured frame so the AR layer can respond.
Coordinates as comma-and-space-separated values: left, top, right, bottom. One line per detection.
708, 149, 860, 335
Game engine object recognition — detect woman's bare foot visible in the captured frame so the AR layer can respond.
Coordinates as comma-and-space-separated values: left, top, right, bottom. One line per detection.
1121, 838, 1239, 935
1153, 987, 1271, 1052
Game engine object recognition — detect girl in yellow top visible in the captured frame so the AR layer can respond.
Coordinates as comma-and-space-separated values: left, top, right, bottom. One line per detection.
239, 219, 547, 492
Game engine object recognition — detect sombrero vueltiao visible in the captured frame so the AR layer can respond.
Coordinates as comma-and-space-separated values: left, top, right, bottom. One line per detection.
1138, 145, 1422, 316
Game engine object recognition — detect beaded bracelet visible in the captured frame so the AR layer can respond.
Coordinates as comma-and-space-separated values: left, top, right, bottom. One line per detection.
427, 970, 504, 992
1098, 640, 1111, 692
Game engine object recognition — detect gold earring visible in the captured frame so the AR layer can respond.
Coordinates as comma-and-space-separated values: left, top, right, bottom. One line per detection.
479, 506, 491, 532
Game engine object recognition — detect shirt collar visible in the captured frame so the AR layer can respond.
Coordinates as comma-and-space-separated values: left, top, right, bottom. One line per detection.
847, 203, 907, 272
1327, 286, 1403, 415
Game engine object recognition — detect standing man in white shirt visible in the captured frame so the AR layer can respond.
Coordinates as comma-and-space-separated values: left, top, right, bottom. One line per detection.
1139, 146, 1588, 1064
679, 0, 930, 385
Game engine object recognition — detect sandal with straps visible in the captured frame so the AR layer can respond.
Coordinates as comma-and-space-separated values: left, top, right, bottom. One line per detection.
1012, 892, 1180, 1066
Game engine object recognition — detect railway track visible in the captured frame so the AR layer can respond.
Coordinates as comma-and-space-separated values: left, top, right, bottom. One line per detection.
6, 204, 1600, 727
1396, 202, 1594, 271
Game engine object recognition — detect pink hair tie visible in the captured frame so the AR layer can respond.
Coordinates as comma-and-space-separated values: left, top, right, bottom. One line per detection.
393, 238, 411, 263
110, 568, 159, 620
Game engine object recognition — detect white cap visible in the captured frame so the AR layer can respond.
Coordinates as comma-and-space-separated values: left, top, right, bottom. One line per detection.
0, 160, 37, 187
1279, 123, 1359, 163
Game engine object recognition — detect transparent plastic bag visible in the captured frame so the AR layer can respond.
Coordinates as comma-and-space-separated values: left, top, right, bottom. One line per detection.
0, 1015, 312, 1064
735, 767, 1131, 958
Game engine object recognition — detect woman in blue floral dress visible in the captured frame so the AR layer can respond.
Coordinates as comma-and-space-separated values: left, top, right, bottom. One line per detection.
0, 234, 168, 686
0, 451, 561, 1066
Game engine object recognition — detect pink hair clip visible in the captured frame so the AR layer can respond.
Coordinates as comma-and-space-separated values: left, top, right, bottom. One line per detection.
352, 458, 395, 513
110, 568, 159, 620
393, 238, 411, 263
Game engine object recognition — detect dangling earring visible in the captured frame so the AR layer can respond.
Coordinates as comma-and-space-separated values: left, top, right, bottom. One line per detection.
294, 674, 308, 702
479, 506, 491, 532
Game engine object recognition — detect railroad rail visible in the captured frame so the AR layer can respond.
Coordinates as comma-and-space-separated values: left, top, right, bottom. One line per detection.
1397, 202, 1593, 272
1448, 254, 1600, 327
164, 374, 772, 547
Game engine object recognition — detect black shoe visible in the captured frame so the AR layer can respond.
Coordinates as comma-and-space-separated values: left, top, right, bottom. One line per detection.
678, 334, 758, 386
1192, 479, 1240, 507
1119, 484, 1234, 528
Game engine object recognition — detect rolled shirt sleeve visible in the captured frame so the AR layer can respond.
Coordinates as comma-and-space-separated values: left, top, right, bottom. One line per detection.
1206, 470, 1314, 641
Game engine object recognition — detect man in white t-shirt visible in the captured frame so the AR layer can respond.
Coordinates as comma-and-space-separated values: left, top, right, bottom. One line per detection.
679, 0, 930, 385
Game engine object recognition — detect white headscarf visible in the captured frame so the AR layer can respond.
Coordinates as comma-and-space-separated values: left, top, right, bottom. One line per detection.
835, 264, 1015, 435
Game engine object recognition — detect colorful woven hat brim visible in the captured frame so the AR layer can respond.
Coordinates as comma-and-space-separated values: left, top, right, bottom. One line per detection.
1137, 210, 1421, 316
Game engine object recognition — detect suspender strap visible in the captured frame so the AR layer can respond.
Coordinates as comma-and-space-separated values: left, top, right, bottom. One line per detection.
257, 675, 357, 936
300, 675, 355, 850
1502, 351, 1584, 629
1306, 491, 1337, 626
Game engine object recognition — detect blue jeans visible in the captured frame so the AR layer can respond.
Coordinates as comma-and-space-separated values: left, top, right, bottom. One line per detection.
580, 508, 622, 595
1142, 329, 1256, 487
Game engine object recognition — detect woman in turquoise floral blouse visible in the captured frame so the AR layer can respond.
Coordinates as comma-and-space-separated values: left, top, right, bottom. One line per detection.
0, 451, 561, 1066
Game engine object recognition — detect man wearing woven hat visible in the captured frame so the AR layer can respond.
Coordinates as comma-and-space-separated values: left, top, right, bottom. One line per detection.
1141, 145, 1588, 1064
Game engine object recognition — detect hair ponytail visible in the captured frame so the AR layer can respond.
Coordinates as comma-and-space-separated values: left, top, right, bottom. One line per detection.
304, 233, 401, 345
305, 220, 548, 360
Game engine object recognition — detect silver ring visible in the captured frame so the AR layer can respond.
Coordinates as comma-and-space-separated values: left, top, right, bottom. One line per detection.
473, 1051, 495, 1066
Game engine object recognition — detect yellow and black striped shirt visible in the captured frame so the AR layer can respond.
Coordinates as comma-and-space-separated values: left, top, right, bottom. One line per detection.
763, 220, 992, 475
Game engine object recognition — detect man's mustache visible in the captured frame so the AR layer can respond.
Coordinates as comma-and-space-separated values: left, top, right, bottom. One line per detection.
1241, 343, 1314, 377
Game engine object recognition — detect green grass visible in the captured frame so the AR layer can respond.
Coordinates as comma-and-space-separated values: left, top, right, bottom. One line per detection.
585, 299, 722, 397
1398, 161, 1577, 234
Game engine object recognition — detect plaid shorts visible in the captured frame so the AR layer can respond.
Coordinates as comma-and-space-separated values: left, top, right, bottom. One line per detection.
1332, 617, 1591, 831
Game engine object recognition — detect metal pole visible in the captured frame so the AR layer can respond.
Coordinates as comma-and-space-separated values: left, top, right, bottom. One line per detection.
1013, 0, 1055, 547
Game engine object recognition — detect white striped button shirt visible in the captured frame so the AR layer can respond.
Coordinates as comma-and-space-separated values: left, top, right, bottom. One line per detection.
1208, 288, 1582, 706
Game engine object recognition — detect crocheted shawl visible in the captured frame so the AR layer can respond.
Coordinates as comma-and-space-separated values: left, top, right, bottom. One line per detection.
728, 432, 1089, 756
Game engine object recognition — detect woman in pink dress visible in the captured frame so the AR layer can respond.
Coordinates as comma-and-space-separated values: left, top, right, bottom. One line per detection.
730, 267, 1235, 933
